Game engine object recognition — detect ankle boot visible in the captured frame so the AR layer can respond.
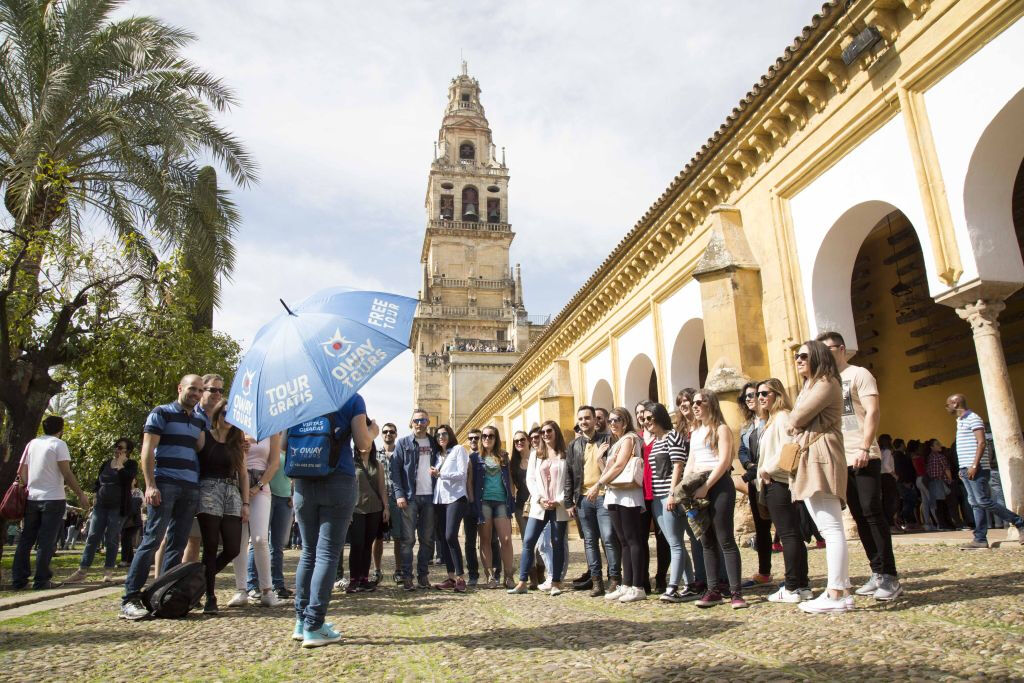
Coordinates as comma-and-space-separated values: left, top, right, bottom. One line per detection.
590, 577, 605, 597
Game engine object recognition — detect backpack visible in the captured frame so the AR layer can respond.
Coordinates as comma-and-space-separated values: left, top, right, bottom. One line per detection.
285, 413, 346, 478
140, 561, 205, 619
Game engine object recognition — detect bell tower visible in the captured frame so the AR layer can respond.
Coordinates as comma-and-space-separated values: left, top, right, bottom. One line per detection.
411, 63, 545, 430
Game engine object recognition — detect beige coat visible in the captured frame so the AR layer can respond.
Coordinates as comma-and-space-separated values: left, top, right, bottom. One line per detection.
757, 409, 793, 484
789, 377, 848, 503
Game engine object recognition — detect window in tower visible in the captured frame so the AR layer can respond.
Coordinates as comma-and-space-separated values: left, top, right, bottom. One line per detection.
461, 93, 470, 102
459, 142, 475, 161
487, 198, 500, 223
439, 194, 454, 220
462, 186, 479, 222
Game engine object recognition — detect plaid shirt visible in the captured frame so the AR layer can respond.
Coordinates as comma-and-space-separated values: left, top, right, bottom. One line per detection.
925, 452, 948, 480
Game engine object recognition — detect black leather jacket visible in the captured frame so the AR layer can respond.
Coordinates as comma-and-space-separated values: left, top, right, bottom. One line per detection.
564, 431, 612, 509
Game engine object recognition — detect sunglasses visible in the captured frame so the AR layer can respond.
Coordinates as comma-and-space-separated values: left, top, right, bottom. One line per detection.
204, 387, 224, 394
412, 418, 429, 424
437, 432, 450, 439
793, 353, 809, 362
743, 393, 755, 400
607, 416, 622, 424
692, 400, 705, 407
541, 428, 555, 435
757, 390, 774, 398
513, 438, 527, 444
641, 415, 653, 423
468, 436, 480, 441
529, 435, 541, 440
482, 434, 497, 440
382, 430, 396, 435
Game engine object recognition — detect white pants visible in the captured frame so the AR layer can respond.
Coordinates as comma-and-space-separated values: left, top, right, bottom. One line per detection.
234, 488, 272, 591
803, 493, 850, 591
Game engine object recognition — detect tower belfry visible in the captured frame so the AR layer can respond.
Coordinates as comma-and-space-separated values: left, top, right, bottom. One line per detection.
411, 66, 545, 429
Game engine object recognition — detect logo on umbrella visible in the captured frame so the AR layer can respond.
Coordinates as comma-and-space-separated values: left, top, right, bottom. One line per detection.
241, 368, 256, 397
321, 329, 355, 358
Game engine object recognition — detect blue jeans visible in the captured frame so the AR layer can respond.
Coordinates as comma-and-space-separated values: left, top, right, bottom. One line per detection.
123, 481, 200, 600
248, 494, 292, 592
79, 506, 123, 571
293, 472, 356, 631
435, 498, 467, 576
387, 492, 403, 542
520, 512, 567, 582
399, 494, 435, 580
578, 495, 621, 581
12, 499, 66, 589
960, 468, 1024, 543
651, 496, 697, 588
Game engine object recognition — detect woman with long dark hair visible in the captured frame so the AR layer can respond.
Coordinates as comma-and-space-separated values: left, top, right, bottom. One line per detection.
685, 389, 745, 609
473, 426, 516, 588
195, 400, 249, 614
431, 424, 470, 592
510, 429, 544, 588
737, 381, 773, 589
347, 432, 389, 593
599, 407, 647, 603
755, 378, 811, 603
790, 340, 852, 614
508, 420, 569, 596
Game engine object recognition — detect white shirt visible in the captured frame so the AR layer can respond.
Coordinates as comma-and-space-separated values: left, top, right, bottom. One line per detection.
415, 437, 433, 494
20, 435, 71, 501
688, 425, 719, 473
433, 445, 469, 504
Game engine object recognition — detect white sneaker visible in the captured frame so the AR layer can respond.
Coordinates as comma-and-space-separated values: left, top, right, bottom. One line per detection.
226, 590, 249, 607
604, 585, 625, 601
767, 587, 801, 603
333, 578, 349, 592
260, 591, 286, 607
102, 571, 115, 583
65, 569, 87, 584
798, 591, 853, 614
537, 580, 552, 592
620, 586, 647, 603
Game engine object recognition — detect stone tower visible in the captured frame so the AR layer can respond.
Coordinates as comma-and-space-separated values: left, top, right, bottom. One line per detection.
411, 63, 546, 429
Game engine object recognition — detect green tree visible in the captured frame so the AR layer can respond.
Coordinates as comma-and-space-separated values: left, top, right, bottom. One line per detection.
0, 0, 256, 495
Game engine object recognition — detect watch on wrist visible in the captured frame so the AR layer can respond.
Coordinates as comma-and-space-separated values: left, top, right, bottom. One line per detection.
258, 482, 265, 490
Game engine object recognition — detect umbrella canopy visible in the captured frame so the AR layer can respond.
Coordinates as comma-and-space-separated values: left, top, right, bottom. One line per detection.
226, 287, 417, 440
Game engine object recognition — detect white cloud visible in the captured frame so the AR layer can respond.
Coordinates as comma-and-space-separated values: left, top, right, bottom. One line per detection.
121, 0, 825, 428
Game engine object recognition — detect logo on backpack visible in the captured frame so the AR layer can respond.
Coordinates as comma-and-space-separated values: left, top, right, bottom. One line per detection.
285, 413, 346, 478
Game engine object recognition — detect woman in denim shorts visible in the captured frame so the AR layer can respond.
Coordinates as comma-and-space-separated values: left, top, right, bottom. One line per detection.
472, 427, 516, 589
196, 400, 249, 614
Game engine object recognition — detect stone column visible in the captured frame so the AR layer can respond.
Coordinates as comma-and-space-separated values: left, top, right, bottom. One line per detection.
956, 299, 1024, 536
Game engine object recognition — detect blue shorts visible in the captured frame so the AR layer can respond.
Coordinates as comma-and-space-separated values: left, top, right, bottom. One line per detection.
480, 500, 510, 522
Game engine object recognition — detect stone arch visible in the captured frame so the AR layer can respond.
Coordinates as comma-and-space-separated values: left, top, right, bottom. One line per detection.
810, 200, 929, 354
590, 379, 613, 413
962, 85, 1024, 285
623, 353, 657, 409
669, 318, 705, 397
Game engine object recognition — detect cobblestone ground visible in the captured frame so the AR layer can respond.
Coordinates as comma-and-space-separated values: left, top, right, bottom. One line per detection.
2, 541, 1023, 682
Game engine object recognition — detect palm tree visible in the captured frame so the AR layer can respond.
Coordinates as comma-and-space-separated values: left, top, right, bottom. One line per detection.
0, 0, 256, 499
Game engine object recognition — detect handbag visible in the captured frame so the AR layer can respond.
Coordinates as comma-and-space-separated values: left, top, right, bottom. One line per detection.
778, 443, 801, 475
607, 435, 644, 489
1, 475, 29, 521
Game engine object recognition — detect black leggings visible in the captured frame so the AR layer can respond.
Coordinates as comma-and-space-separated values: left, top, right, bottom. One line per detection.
747, 480, 773, 576
197, 513, 242, 598
700, 476, 742, 594
349, 511, 382, 582
846, 460, 897, 576
763, 481, 808, 591
608, 504, 645, 588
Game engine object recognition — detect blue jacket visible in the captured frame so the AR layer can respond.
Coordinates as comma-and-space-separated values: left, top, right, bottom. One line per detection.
390, 433, 441, 501
470, 452, 515, 523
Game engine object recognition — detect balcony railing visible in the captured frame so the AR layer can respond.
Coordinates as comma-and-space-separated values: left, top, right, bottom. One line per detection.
447, 338, 516, 353
429, 218, 511, 232
430, 276, 513, 290
417, 303, 515, 320
431, 162, 507, 176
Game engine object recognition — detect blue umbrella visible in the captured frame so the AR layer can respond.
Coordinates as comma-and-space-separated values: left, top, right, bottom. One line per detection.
225, 287, 417, 440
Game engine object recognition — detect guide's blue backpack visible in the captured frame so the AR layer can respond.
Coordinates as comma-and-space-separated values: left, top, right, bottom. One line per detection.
285, 413, 346, 478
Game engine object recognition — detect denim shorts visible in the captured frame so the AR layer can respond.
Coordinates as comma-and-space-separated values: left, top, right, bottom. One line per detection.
480, 500, 510, 521
199, 478, 243, 517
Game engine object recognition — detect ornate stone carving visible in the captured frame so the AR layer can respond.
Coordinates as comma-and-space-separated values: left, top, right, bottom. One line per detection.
956, 299, 1005, 334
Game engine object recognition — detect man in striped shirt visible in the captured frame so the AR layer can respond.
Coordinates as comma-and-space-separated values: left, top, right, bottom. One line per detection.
120, 374, 207, 619
946, 394, 1024, 549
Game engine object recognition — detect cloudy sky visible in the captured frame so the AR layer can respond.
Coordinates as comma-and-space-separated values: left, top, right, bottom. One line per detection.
123, 0, 825, 429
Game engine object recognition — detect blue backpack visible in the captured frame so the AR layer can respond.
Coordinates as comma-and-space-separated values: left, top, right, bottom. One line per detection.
285, 413, 347, 478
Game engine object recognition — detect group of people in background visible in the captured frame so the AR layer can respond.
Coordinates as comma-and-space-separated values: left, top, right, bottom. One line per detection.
9, 329, 1024, 647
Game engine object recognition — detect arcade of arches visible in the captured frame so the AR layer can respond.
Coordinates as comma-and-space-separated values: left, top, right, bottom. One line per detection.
458, 0, 1024, 528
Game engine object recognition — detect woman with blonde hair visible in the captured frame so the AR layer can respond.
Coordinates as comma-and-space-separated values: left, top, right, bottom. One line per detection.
508, 420, 569, 596
789, 340, 852, 614
755, 378, 811, 603
473, 426, 516, 589
684, 389, 745, 609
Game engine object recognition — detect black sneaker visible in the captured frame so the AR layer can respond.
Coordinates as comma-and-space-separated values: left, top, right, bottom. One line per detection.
402, 578, 417, 592
659, 588, 684, 603
203, 595, 219, 614
417, 576, 431, 589
275, 587, 293, 600
677, 586, 702, 602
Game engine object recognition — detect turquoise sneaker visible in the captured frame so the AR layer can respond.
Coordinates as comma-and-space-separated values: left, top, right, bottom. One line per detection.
301, 624, 343, 648
292, 619, 334, 641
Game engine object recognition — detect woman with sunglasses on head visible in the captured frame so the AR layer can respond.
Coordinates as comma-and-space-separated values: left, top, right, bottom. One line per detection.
636, 401, 670, 595
347, 433, 389, 593
508, 420, 569, 596
473, 427, 516, 589
755, 378, 812, 604
595, 408, 647, 603
685, 390, 746, 609
431, 425, 470, 592
789, 341, 851, 614
640, 402, 701, 602
737, 382, 774, 590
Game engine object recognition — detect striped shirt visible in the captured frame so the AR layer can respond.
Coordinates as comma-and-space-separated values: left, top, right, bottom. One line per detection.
955, 410, 990, 469
648, 430, 687, 498
144, 401, 206, 487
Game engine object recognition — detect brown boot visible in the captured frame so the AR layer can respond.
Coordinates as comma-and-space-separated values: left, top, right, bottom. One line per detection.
528, 565, 539, 590
590, 577, 605, 597
606, 579, 620, 595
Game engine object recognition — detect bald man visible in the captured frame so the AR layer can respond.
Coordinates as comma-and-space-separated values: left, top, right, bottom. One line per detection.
120, 374, 207, 620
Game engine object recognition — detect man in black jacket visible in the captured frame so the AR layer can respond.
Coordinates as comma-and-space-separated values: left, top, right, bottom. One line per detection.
564, 405, 619, 596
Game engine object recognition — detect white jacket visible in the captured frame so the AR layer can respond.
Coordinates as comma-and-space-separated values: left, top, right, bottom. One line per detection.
526, 450, 569, 521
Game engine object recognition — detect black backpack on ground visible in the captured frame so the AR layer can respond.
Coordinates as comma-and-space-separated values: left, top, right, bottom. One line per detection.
140, 561, 205, 618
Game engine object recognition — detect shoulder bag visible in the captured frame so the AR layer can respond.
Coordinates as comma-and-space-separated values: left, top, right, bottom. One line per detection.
607, 435, 644, 489
1, 475, 29, 521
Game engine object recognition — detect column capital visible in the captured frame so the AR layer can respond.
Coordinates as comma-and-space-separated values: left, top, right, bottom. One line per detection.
956, 298, 1006, 333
